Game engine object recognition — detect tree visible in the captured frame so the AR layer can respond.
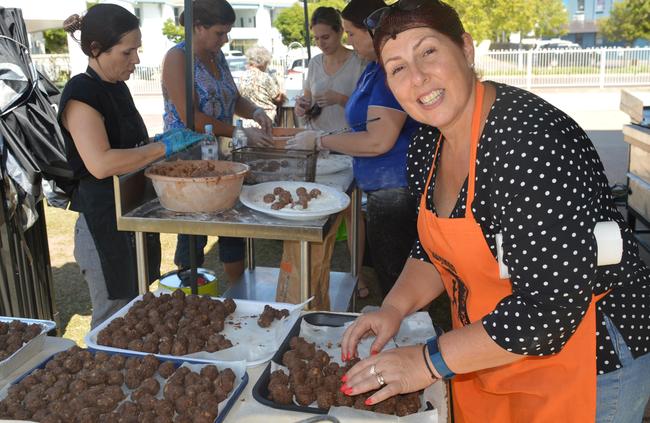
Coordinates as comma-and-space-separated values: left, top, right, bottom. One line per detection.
43, 28, 68, 54
162, 18, 185, 43
447, 0, 492, 42
274, 0, 346, 46
532, 0, 568, 39
599, 0, 650, 46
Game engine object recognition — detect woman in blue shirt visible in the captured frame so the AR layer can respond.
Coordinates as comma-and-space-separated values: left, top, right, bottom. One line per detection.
288, 0, 418, 295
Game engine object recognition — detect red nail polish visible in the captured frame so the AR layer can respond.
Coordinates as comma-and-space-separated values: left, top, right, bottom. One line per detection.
340, 384, 348, 393
371, 350, 378, 356
341, 375, 347, 383
341, 353, 345, 362
344, 387, 354, 395
365, 398, 373, 406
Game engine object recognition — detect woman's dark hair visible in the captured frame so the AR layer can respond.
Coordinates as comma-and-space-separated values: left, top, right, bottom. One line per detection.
341, 0, 386, 29
63, 4, 139, 58
373, 1, 466, 60
310, 7, 342, 33
178, 0, 236, 28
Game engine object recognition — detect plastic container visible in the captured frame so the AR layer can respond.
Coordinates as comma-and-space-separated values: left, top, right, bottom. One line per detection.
0, 316, 56, 379
232, 119, 248, 149
201, 123, 219, 160
145, 160, 249, 213
1, 348, 248, 423
158, 267, 218, 296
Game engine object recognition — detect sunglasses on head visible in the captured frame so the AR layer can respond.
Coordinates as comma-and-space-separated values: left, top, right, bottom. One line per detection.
364, 0, 431, 33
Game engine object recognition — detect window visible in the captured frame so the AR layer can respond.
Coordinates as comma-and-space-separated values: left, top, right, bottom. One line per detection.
576, 0, 584, 12
595, 0, 605, 13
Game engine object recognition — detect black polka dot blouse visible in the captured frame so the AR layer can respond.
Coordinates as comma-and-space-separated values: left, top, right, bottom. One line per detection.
408, 82, 650, 375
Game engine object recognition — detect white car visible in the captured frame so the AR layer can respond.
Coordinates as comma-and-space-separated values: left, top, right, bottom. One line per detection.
226, 56, 247, 85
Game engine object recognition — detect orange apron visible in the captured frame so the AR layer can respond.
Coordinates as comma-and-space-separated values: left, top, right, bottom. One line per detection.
417, 81, 601, 422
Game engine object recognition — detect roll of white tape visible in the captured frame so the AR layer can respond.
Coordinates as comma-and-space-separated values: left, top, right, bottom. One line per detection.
495, 221, 622, 280
594, 221, 623, 266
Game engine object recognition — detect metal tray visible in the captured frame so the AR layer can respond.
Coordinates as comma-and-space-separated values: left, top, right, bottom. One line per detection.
84, 293, 301, 367
252, 312, 356, 414
0, 316, 56, 380
231, 147, 317, 185
0, 348, 248, 423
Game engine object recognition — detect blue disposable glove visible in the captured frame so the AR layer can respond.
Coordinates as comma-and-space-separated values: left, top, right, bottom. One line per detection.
154, 128, 208, 158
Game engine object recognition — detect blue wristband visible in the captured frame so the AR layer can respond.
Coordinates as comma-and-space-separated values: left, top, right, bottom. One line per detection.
426, 336, 455, 380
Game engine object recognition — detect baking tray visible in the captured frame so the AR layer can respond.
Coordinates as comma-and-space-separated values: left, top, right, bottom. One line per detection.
84, 293, 301, 367
0, 317, 56, 380
0, 348, 248, 423
252, 312, 356, 414
252, 312, 440, 417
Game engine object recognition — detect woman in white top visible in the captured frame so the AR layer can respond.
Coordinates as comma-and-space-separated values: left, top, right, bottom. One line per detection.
295, 7, 365, 132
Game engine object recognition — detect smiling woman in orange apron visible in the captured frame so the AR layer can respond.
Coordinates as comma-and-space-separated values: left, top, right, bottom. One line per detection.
339, 1, 650, 421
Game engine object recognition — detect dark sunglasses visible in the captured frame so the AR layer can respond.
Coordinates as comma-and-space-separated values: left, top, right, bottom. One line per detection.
364, 0, 431, 33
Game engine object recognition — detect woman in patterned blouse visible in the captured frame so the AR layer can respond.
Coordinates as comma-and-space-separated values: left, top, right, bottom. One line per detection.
339, 1, 650, 422
161, 0, 274, 283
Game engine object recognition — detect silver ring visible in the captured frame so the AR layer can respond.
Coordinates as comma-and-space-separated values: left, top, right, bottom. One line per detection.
369, 364, 377, 376
375, 372, 385, 386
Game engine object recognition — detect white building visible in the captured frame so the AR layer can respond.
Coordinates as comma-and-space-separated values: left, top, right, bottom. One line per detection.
98, 0, 297, 66
7, 0, 298, 75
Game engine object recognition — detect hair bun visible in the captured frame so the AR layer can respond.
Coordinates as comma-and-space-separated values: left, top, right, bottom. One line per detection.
63, 14, 83, 34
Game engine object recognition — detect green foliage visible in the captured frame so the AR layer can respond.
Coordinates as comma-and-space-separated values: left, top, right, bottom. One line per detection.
274, 0, 346, 46
599, 0, 650, 45
447, 0, 568, 43
162, 18, 185, 43
447, 0, 492, 42
532, 0, 568, 39
43, 28, 68, 54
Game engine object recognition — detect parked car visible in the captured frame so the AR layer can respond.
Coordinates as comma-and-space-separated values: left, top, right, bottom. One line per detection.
532, 40, 596, 67
284, 57, 309, 91
226, 56, 247, 85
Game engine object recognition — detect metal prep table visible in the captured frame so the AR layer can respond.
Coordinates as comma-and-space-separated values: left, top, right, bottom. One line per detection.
113, 166, 361, 311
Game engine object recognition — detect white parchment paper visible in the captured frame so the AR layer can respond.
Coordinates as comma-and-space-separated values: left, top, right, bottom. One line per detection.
85, 293, 308, 366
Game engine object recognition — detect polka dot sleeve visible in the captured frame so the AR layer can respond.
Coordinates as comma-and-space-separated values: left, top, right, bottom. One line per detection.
482, 126, 602, 355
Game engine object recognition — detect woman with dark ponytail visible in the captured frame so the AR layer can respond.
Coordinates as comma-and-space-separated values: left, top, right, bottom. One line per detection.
59, 4, 204, 328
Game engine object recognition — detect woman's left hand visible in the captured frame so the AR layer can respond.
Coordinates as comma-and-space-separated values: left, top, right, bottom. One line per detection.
313, 90, 343, 108
341, 345, 438, 406
253, 108, 273, 135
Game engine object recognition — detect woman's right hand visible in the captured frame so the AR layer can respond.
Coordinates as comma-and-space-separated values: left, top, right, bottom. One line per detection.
243, 127, 272, 147
341, 304, 404, 361
294, 95, 310, 117
154, 128, 207, 158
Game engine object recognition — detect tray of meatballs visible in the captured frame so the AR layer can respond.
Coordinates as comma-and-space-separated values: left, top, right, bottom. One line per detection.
252, 312, 447, 422
0, 346, 247, 422
239, 181, 350, 221
84, 290, 303, 367
0, 317, 56, 380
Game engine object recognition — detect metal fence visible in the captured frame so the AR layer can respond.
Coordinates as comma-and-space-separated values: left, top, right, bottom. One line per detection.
32, 47, 650, 94
31, 54, 70, 83
477, 47, 650, 89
